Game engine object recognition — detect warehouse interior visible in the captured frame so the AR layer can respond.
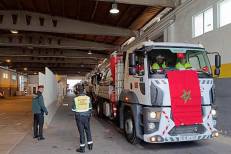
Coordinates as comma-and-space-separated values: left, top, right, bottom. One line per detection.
0, 0, 231, 154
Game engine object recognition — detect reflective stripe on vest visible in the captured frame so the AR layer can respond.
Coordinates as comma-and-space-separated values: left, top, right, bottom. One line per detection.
74, 96, 90, 112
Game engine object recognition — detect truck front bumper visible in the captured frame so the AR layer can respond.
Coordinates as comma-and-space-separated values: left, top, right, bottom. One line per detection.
142, 106, 218, 143
143, 131, 219, 143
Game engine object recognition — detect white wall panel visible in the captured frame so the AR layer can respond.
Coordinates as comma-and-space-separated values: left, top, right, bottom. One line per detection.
166, 0, 231, 64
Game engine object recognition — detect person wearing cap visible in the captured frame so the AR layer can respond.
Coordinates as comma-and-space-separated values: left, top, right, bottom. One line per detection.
32, 85, 48, 140
175, 53, 192, 70
152, 54, 167, 70
72, 84, 93, 153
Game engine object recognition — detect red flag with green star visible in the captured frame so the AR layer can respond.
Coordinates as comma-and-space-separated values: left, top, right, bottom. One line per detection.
167, 70, 203, 126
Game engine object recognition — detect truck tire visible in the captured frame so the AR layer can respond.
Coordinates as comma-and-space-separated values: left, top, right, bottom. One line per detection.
124, 110, 140, 144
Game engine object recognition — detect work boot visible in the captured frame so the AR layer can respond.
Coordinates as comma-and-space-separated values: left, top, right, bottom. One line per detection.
88, 143, 93, 150
76, 146, 85, 153
38, 137, 45, 140
33, 135, 38, 139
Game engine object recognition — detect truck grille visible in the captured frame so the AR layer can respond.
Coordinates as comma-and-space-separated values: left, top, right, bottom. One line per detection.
168, 124, 206, 136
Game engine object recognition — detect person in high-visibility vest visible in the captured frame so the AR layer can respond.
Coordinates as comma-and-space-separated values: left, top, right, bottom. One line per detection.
152, 54, 167, 70
72, 84, 93, 153
175, 53, 192, 70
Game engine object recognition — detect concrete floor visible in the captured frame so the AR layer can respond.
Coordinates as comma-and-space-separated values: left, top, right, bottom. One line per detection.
4, 96, 230, 154
0, 96, 33, 154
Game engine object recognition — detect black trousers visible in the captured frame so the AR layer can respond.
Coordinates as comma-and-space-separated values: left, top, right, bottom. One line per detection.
33, 113, 44, 137
75, 114, 92, 147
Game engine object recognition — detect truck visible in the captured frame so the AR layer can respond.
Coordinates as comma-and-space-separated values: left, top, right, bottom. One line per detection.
89, 41, 220, 144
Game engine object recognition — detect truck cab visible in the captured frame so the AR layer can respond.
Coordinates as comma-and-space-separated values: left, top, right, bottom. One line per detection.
120, 41, 220, 144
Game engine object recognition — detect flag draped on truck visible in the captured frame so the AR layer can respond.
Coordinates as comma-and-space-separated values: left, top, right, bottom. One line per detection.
167, 70, 203, 126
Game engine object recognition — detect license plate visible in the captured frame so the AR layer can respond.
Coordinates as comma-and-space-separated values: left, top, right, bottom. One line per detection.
179, 135, 198, 141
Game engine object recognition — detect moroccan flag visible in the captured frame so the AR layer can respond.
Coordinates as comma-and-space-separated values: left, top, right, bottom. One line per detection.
167, 70, 202, 126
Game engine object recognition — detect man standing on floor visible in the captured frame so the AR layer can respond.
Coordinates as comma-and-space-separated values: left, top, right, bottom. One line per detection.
32, 85, 48, 140
72, 84, 93, 153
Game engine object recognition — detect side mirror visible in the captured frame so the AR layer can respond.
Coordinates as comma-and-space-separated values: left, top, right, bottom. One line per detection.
129, 67, 136, 75
214, 68, 220, 76
215, 55, 221, 68
129, 53, 136, 67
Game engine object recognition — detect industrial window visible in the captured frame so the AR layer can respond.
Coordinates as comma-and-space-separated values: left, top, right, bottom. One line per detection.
3, 73, 8, 79
218, 0, 231, 27
193, 7, 213, 37
12, 75, 17, 80
135, 52, 145, 76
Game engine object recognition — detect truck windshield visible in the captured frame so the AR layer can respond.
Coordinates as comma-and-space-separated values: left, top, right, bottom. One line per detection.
148, 49, 212, 77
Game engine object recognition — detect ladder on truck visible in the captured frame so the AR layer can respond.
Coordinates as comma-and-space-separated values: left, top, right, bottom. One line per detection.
115, 55, 124, 103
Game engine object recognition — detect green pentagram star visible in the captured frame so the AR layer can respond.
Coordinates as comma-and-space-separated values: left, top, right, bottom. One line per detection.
181, 90, 191, 103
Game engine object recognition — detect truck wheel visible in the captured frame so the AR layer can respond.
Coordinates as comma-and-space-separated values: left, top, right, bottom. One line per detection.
124, 110, 140, 144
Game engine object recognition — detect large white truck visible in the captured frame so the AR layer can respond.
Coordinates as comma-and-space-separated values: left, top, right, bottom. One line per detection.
91, 41, 220, 144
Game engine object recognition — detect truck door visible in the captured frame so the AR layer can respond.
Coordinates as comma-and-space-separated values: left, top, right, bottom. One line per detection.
124, 51, 148, 105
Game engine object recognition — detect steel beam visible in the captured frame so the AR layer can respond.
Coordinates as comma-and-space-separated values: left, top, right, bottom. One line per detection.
15, 67, 93, 71
0, 33, 117, 50
0, 57, 98, 64
21, 69, 91, 74
0, 10, 136, 37
0, 48, 109, 59
97, 0, 176, 7
7, 63, 96, 69
1, 62, 96, 68
19, 70, 90, 75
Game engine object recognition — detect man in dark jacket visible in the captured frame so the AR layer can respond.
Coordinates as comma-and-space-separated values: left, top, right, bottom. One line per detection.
72, 84, 93, 153
32, 85, 48, 140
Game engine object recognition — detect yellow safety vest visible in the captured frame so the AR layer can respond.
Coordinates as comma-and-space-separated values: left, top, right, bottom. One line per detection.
175, 62, 192, 69
152, 62, 166, 70
74, 96, 91, 112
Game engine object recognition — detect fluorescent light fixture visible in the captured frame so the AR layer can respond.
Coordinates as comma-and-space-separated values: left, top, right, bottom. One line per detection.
156, 17, 161, 22
110, 3, 119, 14
141, 8, 172, 32
125, 37, 135, 45
10, 30, 18, 34
88, 50, 92, 55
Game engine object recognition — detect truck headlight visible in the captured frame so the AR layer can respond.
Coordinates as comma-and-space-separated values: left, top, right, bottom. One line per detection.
149, 112, 157, 119
148, 123, 156, 130
149, 111, 161, 120
211, 109, 216, 117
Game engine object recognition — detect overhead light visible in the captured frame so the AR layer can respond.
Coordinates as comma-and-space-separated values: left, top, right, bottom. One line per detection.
156, 17, 161, 22
6, 59, 11, 63
10, 30, 18, 34
23, 67, 28, 71
140, 8, 172, 32
88, 50, 92, 55
124, 37, 135, 46
34, 72, 37, 75
110, 3, 119, 14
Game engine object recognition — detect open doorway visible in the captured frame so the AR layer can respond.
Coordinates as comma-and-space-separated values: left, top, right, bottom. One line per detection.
67, 79, 81, 95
